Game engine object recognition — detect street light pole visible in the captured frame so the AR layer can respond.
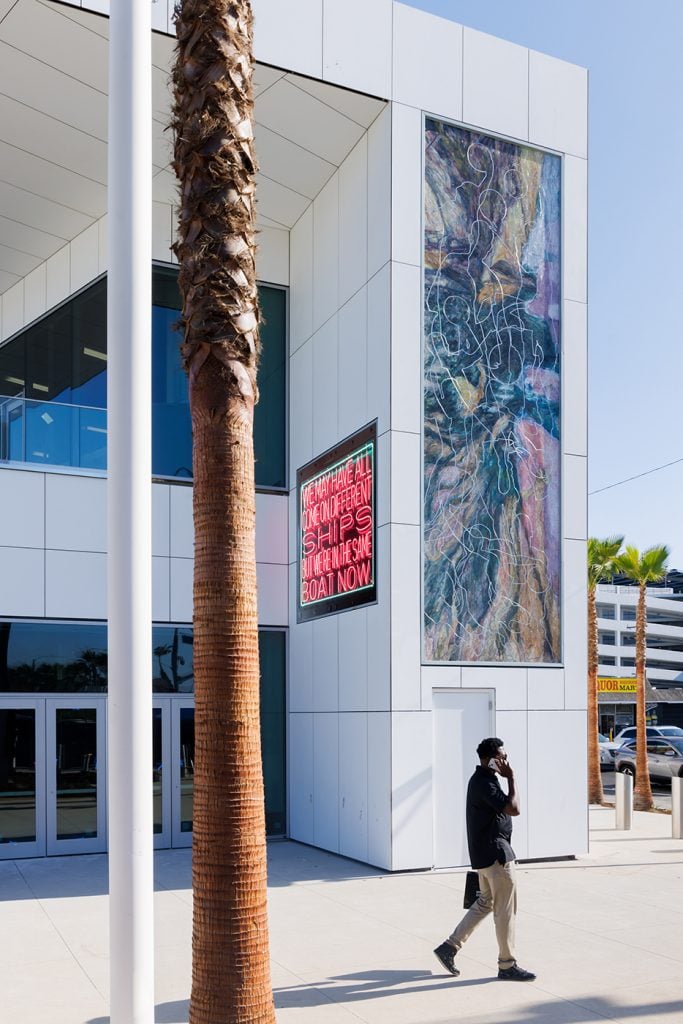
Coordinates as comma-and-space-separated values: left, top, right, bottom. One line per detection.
107, 1, 154, 1022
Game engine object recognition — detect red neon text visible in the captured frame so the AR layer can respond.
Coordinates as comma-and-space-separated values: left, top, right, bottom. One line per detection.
300, 445, 374, 605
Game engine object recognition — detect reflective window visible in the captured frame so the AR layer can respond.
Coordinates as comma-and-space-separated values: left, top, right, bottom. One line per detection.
55, 707, 98, 840
259, 630, 286, 836
179, 707, 195, 833
0, 620, 287, 836
0, 621, 108, 693
0, 269, 287, 487
152, 626, 195, 693
254, 287, 287, 489
0, 709, 36, 844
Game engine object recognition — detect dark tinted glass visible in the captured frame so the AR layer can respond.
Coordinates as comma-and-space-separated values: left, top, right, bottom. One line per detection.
151, 268, 192, 479
150, 271, 287, 487
0, 621, 108, 693
152, 626, 194, 693
55, 707, 99, 839
259, 629, 286, 835
255, 286, 287, 488
0, 708, 37, 844
0, 270, 286, 486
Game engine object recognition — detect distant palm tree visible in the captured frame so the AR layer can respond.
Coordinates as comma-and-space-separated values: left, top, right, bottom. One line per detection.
615, 544, 670, 811
172, 1, 275, 1022
587, 537, 623, 804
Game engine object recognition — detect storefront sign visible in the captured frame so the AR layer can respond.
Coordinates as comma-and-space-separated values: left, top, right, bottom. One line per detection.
598, 677, 637, 694
297, 423, 376, 621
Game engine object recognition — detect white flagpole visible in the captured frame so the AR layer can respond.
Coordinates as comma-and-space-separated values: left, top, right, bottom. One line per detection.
107, 0, 154, 1021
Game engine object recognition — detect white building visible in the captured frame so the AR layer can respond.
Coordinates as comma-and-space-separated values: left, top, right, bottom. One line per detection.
596, 582, 683, 734
0, 0, 588, 868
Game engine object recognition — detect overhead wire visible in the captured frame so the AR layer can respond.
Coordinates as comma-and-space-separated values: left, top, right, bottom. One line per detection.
589, 456, 683, 496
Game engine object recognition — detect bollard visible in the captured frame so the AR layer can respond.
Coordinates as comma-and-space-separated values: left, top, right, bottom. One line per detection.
615, 771, 633, 830
673, 776, 683, 840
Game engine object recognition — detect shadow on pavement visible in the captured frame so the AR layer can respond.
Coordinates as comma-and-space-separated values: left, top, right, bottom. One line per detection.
0, 848, 193, 901
274, 968, 495, 1008
87, 1000, 190, 1024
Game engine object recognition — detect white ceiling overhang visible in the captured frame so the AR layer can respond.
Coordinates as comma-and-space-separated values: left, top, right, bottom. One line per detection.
0, 0, 386, 292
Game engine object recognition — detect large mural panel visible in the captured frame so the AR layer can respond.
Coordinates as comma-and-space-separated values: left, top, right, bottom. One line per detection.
424, 119, 561, 663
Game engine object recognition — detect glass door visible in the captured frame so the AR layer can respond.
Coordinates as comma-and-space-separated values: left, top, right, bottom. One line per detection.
46, 698, 106, 855
152, 699, 171, 849
0, 699, 45, 859
171, 701, 194, 848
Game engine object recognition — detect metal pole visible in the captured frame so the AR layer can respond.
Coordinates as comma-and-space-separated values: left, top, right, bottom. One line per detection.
673, 776, 683, 840
615, 772, 633, 830
107, 1, 154, 1022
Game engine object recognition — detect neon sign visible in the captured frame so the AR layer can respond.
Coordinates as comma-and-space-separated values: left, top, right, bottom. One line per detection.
297, 423, 377, 621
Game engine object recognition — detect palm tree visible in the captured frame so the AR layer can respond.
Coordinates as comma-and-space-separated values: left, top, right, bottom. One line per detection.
587, 537, 623, 805
172, 3, 275, 1022
615, 545, 670, 811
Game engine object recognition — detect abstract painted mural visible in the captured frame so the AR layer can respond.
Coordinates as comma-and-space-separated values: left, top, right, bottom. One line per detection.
423, 119, 561, 663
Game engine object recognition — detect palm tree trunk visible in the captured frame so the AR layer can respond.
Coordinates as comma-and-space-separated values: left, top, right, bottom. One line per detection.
172, 1, 276, 1021
634, 582, 653, 811
587, 587, 604, 804
189, 356, 274, 1023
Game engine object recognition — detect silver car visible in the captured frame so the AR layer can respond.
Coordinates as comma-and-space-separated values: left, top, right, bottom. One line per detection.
613, 725, 683, 744
598, 733, 620, 769
615, 737, 683, 782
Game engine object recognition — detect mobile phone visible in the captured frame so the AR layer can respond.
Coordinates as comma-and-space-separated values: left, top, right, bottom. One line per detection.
488, 758, 499, 772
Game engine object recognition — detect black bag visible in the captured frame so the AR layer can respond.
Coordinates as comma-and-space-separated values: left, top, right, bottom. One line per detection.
463, 871, 479, 909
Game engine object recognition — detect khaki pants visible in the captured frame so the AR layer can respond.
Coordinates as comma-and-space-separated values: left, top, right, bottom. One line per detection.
448, 860, 517, 969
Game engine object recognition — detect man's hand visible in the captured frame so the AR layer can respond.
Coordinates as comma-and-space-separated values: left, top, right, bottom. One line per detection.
495, 753, 513, 780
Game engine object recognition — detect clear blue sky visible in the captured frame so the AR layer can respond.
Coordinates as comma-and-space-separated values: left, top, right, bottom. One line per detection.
406, 0, 683, 567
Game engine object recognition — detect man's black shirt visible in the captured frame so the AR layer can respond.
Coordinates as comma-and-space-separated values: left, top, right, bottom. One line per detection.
466, 764, 516, 869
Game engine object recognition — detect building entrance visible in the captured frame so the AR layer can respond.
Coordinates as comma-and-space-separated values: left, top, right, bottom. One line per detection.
0, 697, 195, 859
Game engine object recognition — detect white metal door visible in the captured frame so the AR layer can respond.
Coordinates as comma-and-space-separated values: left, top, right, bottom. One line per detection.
171, 700, 194, 848
0, 698, 46, 859
432, 689, 494, 868
46, 698, 107, 855
152, 699, 172, 849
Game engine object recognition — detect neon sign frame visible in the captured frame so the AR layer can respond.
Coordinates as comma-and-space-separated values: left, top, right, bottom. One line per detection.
297, 422, 377, 622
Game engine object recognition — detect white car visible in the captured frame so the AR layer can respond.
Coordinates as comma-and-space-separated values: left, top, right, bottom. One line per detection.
598, 733, 621, 770
613, 725, 683, 745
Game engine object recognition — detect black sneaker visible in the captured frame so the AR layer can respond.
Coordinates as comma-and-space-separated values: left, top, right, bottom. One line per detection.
433, 941, 460, 976
498, 964, 536, 982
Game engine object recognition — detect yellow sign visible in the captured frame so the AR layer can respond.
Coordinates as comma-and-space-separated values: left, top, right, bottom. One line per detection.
598, 677, 637, 694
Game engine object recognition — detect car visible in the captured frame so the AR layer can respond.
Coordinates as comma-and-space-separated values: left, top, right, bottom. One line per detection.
598, 733, 620, 770
613, 725, 683, 744
615, 737, 683, 782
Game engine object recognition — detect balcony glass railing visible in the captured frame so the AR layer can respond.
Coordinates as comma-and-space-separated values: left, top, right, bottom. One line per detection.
0, 396, 107, 471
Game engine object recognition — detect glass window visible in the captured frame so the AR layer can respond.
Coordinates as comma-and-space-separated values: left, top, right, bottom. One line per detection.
259, 630, 286, 836
599, 632, 616, 646
596, 604, 615, 620
151, 268, 192, 479
152, 625, 194, 693
254, 287, 287, 489
601, 656, 616, 666
620, 606, 637, 621
0, 708, 37, 844
0, 620, 287, 835
0, 621, 107, 693
0, 269, 287, 488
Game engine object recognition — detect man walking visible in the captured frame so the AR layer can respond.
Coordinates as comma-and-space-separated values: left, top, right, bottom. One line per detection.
433, 737, 536, 981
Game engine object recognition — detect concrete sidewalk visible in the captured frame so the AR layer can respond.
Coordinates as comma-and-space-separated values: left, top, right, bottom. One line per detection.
1, 807, 682, 1023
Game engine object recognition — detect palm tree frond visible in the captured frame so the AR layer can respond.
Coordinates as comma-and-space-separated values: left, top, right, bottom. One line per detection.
615, 543, 669, 585
587, 535, 624, 589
